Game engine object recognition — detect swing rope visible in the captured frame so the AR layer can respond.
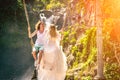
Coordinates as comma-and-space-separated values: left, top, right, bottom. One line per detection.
23, 0, 34, 47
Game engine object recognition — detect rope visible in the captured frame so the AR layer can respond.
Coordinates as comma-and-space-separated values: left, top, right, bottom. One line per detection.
23, 0, 34, 47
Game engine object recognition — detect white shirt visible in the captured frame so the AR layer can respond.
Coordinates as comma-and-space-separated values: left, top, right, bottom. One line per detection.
35, 30, 47, 46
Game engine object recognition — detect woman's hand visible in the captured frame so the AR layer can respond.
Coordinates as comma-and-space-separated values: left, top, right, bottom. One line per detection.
35, 21, 41, 30
28, 27, 32, 38
28, 27, 31, 31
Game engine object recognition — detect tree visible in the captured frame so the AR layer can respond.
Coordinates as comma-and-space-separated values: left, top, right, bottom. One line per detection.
94, 0, 105, 79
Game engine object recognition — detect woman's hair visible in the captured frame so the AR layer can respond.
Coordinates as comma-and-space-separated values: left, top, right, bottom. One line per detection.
35, 21, 44, 30
49, 24, 57, 38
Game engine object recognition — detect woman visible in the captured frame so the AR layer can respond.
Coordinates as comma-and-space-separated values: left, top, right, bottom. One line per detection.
37, 24, 67, 80
28, 21, 46, 67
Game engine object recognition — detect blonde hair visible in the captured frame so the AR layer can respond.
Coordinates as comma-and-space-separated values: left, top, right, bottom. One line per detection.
49, 24, 57, 38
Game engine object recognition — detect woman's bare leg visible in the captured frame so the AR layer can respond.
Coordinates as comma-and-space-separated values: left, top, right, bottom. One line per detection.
32, 51, 37, 61
38, 50, 43, 64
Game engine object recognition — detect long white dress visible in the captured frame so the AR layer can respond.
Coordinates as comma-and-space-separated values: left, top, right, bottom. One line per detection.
37, 32, 67, 80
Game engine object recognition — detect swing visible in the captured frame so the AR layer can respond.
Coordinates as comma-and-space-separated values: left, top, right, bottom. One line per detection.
23, 0, 34, 47
23, 0, 37, 79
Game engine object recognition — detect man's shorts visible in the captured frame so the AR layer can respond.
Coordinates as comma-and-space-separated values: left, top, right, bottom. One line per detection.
32, 44, 44, 53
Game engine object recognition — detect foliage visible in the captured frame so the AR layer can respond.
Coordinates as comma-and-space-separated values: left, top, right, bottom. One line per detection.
104, 63, 120, 80
0, 0, 24, 21
103, 28, 120, 80
101, 1, 120, 79
1, 0, 120, 80
62, 23, 120, 80
32, 0, 45, 12
63, 23, 120, 80
75, 0, 85, 13
46, 0, 64, 10
81, 76, 92, 80
61, 24, 97, 79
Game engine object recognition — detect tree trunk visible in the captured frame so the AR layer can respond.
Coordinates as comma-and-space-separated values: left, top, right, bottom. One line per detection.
94, 0, 105, 80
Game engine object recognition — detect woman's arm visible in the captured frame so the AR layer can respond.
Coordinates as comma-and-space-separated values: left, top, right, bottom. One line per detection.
28, 27, 37, 38
57, 31, 62, 41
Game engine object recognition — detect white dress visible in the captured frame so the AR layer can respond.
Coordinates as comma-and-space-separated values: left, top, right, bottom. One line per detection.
37, 32, 67, 80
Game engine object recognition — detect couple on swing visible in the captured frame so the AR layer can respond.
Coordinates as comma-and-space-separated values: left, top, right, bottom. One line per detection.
28, 21, 67, 80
